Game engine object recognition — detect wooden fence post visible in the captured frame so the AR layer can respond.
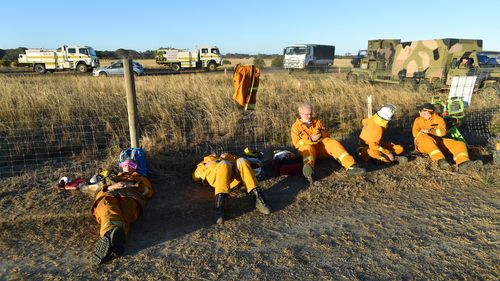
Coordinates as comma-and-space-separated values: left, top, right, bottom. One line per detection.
124, 58, 139, 148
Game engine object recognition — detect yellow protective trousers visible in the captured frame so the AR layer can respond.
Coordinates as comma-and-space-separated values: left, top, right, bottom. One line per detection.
202, 158, 259, 195
415, 133, 469, 164
360, 142, 404, 163
92, 195, 141, 237
298, 137, 356, 170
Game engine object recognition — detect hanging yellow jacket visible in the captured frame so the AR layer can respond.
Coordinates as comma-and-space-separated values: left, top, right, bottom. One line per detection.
412, 112, 447, 141
92, 171, 153, 212
359, 114, 391, 155
233, 64, 260, 111
291, 118, 330, 149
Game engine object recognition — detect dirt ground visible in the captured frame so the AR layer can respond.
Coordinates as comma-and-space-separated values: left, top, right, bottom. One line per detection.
1, 153, 499, 280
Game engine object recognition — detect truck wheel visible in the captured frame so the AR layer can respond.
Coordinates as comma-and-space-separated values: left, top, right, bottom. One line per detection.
417, 80, 433, 94
34, 64, 46, 74
347, 72, 358, 83
77, 63, 88, 73
480, 85, 499, 97
207, 62, 217, 71
172, 64, 181, 72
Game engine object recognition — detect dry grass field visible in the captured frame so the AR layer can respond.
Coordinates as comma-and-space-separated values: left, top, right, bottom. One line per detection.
0, 72, 498, 280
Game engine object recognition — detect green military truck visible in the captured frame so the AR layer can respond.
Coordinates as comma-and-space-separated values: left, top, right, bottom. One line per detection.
347, 38, 499, 95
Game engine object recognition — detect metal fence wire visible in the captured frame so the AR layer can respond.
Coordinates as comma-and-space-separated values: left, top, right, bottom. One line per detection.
0, 105, 498, 178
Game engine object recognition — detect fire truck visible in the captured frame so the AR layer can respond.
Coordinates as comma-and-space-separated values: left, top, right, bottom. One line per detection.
18, 45, 100, 73
155, 46, 223, 71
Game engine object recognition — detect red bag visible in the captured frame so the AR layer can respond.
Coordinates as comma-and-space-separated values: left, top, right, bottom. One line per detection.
271, 150, 302, 175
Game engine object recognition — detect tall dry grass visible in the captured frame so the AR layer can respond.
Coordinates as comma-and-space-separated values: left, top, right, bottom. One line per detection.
0, 73, 498, 163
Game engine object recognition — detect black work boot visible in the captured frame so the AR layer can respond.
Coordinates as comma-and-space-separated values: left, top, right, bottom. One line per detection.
458, 160, 483, 171
393, 155, 408, 164
214, 193, 226, 224
251, 187, 272, 215
302, 163, 314, 185
91, 235, 111, 266
346, 164, 366, 175
109, 227, 126, 256
437, 159, 451, 170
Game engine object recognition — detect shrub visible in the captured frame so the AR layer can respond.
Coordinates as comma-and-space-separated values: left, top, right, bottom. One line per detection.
0, 60, 12, 67
253, 57, 265, 68
271, 56, 284, 67
223, 60, 232, 65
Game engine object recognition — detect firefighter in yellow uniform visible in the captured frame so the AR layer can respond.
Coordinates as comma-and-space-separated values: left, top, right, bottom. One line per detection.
291, 102, 365, 184
412, 103, 482, 170
91, 159, 153, 265
192, 152, 271, 224
359, 104, 408, 164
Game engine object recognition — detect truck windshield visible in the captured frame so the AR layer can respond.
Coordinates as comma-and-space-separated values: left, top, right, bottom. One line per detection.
477, 52, 499, 67
285, 47, 307, 55
88, 48, 97, 56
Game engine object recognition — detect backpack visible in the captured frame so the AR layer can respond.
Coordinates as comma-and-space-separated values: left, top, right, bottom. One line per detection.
119, 147, 148, 176
271, 150, 302, 176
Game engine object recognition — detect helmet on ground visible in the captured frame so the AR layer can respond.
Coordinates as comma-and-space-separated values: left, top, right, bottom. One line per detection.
377, 103, 397, 121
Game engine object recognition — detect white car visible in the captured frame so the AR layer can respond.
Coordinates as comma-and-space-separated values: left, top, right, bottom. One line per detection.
92, 61, 145, 76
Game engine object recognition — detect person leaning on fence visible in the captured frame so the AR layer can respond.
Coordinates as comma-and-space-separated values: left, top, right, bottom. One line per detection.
91, 159, 153, 265
291, 102, 366, 185
192, 152, 271, 224
358, 104, 408, 164
412, 103, 482, 171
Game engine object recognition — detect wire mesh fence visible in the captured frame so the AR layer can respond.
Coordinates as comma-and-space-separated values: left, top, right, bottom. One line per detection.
1, 102, 498, 178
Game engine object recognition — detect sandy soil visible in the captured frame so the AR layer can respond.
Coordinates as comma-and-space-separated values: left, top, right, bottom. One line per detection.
1, 154, 499, 280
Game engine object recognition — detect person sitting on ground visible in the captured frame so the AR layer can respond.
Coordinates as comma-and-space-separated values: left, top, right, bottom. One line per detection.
358, 103, 408, 164
192, 152, 271, 224
291, 102, 366, 185
412, 103, 482, 171
91, 159, 153, 265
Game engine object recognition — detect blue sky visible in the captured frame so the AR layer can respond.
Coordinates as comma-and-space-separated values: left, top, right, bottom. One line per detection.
1, 0, 499, 55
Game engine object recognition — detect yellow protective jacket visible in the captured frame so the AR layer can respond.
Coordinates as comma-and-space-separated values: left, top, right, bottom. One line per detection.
291, 118, 330, 149
359, 114, 391, 155
92, 171, 153, 212
412, 112, 447, 141
233, 65, 260, 111
192, 153, 241, 188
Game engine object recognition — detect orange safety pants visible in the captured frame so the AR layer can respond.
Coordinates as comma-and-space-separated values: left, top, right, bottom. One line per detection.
298, 137, 356, 170
93, 195, 141, 237
205, 158, 258, 195
415, 134, 469, 165
360, 142, 404, 163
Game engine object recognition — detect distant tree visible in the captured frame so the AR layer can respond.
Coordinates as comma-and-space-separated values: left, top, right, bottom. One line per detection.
223, 60, 232, 65
271, 56, 283, 67
253, 56, 266, 68
0, 49, 5, 59
3, 48, 27, 61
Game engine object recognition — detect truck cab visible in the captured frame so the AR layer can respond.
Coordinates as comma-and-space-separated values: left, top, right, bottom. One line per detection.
448, 51, 499, 95
198, 46, 223, 70
283, 44, 335, 72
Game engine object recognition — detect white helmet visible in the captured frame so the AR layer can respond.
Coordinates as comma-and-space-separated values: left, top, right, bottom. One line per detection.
377, 103, 396, 121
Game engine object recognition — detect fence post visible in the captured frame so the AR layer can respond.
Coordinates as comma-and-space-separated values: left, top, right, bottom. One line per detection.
124, 58, 139, 148
367, 95, 373, 118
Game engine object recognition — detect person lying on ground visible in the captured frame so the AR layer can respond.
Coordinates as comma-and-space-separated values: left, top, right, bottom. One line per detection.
192, 152, 271, 224
91, 159, 153, 265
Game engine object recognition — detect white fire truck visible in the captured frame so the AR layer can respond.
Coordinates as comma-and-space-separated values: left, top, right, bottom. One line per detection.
18, 45, 100, 73
155, 46, 223, 71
